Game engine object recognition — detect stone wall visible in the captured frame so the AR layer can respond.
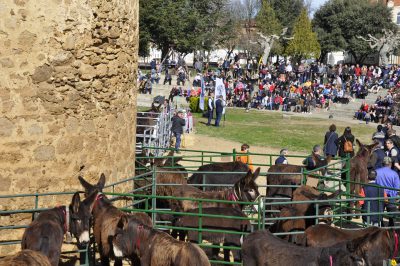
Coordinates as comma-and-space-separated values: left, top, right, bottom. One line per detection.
0, 0, 138, 219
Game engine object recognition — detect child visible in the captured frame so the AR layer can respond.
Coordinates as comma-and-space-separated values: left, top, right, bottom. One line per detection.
359, 170, 386, 227
235, 144, 254, 171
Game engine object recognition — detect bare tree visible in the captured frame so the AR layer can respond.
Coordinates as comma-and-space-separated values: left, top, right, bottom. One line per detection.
357, 29, 400, 66
250, 29, 291, 64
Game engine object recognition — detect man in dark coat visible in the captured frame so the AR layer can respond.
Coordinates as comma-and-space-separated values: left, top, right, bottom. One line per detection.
171, 110, 186, 153
207, 92, 214, 126
215, 95, 224, 127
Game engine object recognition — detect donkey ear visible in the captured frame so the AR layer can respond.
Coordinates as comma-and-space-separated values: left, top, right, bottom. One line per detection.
117, 215, 128, 229
78, 176, 92, 190
71, 192, 81, 214
83, 189, 98, 211
98, 174, 106, 190
252, 167, 261, 179
356, 139, 362, 147
243, 169, 253, 184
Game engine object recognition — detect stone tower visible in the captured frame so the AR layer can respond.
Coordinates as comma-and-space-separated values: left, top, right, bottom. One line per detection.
0, 0, 138, 195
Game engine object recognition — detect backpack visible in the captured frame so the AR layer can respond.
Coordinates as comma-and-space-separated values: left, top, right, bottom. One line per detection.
343, 137, 353, 153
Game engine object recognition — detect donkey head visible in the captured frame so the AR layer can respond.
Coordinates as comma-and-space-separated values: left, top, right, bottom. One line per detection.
78, 173, 106, 197
235, 167, 261, 202
356, 139, 379, 159
312, 153, 328, 176
69, 190, 98, 244
113, 215, 148, 258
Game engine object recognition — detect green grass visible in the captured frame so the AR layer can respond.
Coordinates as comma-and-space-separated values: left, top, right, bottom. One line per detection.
192, 109, 375, 153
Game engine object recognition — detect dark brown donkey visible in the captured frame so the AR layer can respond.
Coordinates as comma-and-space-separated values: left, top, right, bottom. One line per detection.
78, 174, 152, 266
346, 140, 378, 214
242, 230, 365, 266
0, 250, 51, 266
298, 224, 380, 248
269, 186, 340, 243
21, 191, 98, 266
188, 161, 250, 191
171, 168, 261, 212
112, 216, 211, 266
266, 153, 328, 200
300, 225, 400, 266
175, 207, 251, 262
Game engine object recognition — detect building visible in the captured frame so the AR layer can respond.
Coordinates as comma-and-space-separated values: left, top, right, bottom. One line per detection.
387, 0, 400, 24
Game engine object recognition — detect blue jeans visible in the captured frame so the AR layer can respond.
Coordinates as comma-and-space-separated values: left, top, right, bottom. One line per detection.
215, 112, 222, 127
174, 132, 181, 151
207, 109, 213, 125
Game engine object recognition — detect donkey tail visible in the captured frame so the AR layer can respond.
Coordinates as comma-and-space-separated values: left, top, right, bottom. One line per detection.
39, 236, 50, 257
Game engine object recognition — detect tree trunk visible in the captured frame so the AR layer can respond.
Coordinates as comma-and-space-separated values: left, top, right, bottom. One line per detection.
161, 45, 170, 62
379, 45, 390, 66
261, 38, 275, 65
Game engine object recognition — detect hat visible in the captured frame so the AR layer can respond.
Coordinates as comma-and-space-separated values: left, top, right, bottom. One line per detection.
383, 156, 392, 164
177, 110, 184, 114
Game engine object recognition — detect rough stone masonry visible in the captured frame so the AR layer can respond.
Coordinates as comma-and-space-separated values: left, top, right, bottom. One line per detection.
0, 0, 138, 205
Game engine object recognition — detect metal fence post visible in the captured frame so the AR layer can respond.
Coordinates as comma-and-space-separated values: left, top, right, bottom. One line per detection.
151, 166, 157, 224
345, 154, 351, 197
232, 148, 236, 162
198, 201, 203, 243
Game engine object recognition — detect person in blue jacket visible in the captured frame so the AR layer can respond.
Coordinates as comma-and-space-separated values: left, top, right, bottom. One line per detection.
275, 149, 288, 165
323, 124, 338, 163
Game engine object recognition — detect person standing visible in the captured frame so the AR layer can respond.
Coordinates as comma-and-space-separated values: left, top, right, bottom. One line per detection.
206, 92, 214, 126
376, 157, 400, 226
359, 170, 385, 226
235, 144, 254, 171
275, 149, 288, 165
303, 145, 324, 170
384, 139, 400, 173
171, 110, 186, 154
323, 124, 339, 163
215, 95, 224, 127
336, 127, 355, 158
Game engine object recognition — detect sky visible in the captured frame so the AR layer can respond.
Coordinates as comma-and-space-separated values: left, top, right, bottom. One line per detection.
311, 0, 328, 12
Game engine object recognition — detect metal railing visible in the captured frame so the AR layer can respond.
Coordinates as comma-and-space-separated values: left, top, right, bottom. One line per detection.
0, 192, 90, 265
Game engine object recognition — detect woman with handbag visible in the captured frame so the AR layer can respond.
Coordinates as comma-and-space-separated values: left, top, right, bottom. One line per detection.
336, 126, 356, 159
323, 124, 339, 163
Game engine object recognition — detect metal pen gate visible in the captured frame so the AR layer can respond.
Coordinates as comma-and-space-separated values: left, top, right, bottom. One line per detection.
3, 148, 400, 265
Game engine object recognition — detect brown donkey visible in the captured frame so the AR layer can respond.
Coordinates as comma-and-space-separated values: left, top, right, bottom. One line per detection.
347, 140, 378, 214
171, 168, 261, 212
21, 191, 98, 266
112, 216, 210, 266
78, 174, 152, 266
0, 250, 51, 266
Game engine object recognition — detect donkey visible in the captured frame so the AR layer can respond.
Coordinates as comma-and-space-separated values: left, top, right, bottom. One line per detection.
112, 216, 211, 266
188, 161, 250, 191
78, 174, 152, 266
266, 153, 328, 200
298, 224, 380, 248
268, 186, 340, 243
174, 207, 251, 263
21, 191, 98, 266
242, 230, 366, 266
0, 250, 51, 266
171, 168, 261, 213
346, 140, 379, 214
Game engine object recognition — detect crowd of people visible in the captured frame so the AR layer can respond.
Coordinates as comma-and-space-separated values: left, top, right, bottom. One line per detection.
354, 89, 400, 126
139, 56, 400, 123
